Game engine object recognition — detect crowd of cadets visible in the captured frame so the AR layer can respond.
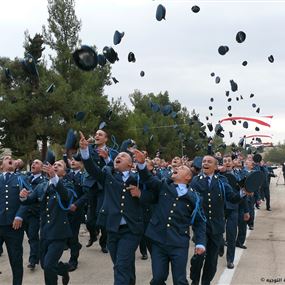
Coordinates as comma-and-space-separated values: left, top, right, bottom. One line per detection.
0, 128, 276, 285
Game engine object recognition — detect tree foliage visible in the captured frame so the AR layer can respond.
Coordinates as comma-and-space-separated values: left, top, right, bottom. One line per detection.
264, 144, 285, 164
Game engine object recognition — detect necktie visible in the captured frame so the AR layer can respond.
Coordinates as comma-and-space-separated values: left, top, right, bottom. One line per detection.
206, 176, 211, 187
5, 172, 11, 182
29, 175, 34, 183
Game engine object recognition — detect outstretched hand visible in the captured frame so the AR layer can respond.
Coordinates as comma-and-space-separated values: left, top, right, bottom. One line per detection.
132, 149, 146, 164
42, 163, 56, 178
79, 131, 89, 150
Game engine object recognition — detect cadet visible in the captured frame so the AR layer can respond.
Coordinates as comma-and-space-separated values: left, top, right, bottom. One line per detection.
0, 155, 27, 285
20, 160, 75, 285
134, 149, 206, 285
189, 155, 249, 285
219, 154, 249, 269
79, 132, 145, 285
84, 129, 118, 252
24, 159, 47, 270
65, 154, 88, 271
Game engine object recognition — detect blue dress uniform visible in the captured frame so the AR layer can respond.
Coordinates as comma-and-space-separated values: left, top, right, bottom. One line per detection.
83, 144, 118, 248
66, 169, 88, 269
138, 166, 206, 285
219, 171, 246, 266
82, 156, 145, 285
190, 174, 242, 285
235, 168, 251, 247
24, 173, 47, 267
21, 178, 74, 285
0, 172, 27, 285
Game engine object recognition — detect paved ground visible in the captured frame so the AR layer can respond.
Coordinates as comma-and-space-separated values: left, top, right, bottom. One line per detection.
1, 169, 285, 285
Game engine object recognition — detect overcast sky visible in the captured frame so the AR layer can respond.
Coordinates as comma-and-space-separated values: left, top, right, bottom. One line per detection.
1, 0, 284, 146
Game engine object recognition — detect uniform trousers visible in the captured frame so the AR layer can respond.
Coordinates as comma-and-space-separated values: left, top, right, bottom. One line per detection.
24, 214, 40, 265
150, 242, 189, 285
0, 225, 24, 285
107, 226, 141, 285
40, 239, 69, 285
190, 232, 223, 285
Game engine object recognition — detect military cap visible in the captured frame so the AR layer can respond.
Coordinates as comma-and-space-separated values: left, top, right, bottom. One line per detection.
113, 30, 125, 45
21, 53, 39, 78
97, 54, 107, 67
128, 52, 136, 63
65, 128, 77, 150
156, 4, 166, 21
236, 31, 246, 43
103, 46, 119, 64
191, 5, 200, 13
45, 149, 55, 165
73, 45, 98, 71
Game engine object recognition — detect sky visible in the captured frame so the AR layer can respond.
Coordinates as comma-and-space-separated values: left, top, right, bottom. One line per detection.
1, 0, 285, 146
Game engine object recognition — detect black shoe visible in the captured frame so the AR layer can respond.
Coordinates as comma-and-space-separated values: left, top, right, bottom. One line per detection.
267, 208, 272, 211
27, 263, 36, 270
218, 244, 224, 257
236, 244, 247, 249
67, 263, 77, 272
101, 247, 108, 253
248, 226, 254, 230
62, 272, 70, 285
227, 262, 234, 269
141, 254, 148, 260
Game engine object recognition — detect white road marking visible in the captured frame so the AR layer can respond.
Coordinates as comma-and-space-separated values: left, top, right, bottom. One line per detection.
217, 210, 258, 285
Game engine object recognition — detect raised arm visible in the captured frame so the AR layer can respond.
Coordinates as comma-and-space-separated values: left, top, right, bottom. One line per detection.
79, 131, 105, 183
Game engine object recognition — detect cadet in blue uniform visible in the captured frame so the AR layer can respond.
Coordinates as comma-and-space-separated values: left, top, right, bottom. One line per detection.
0, 155, 27, 285
24, 159, 47, 270
134, 149, 206, 285
65, 154, 88, 271
20, 160, 75, 285
219, 154, 249, 269
84, 129, 118, 251
189, 155, 249, 285
79, 132, 145, 285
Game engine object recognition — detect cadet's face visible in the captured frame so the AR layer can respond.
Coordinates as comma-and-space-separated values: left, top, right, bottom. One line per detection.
70, 158, 82, 170
114, 152, 132, 172
153, 157, 161, 167
233, 158, 242, 168
31, 159, 43, 174
95, 130, 108, 146
171, 165, 192, 183
223, 157, 233, 171
202, 156, 217, 175
245, 159, 254, 170
1, 156, 15, 172
172, 157, 182, 168
146, 160, 154, 172
52, 161, 66, 177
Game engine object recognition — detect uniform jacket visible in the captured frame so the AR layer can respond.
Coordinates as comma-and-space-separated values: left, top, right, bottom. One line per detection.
26, 174, 47, 218
21, 178, 73, 240
82, 157, 146, 235
191, 173, 241, 235
0, 172, 27, 226
138, 166, 206, 248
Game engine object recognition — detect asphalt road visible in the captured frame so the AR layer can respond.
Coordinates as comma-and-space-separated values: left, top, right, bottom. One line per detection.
1, 170, 285, 285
